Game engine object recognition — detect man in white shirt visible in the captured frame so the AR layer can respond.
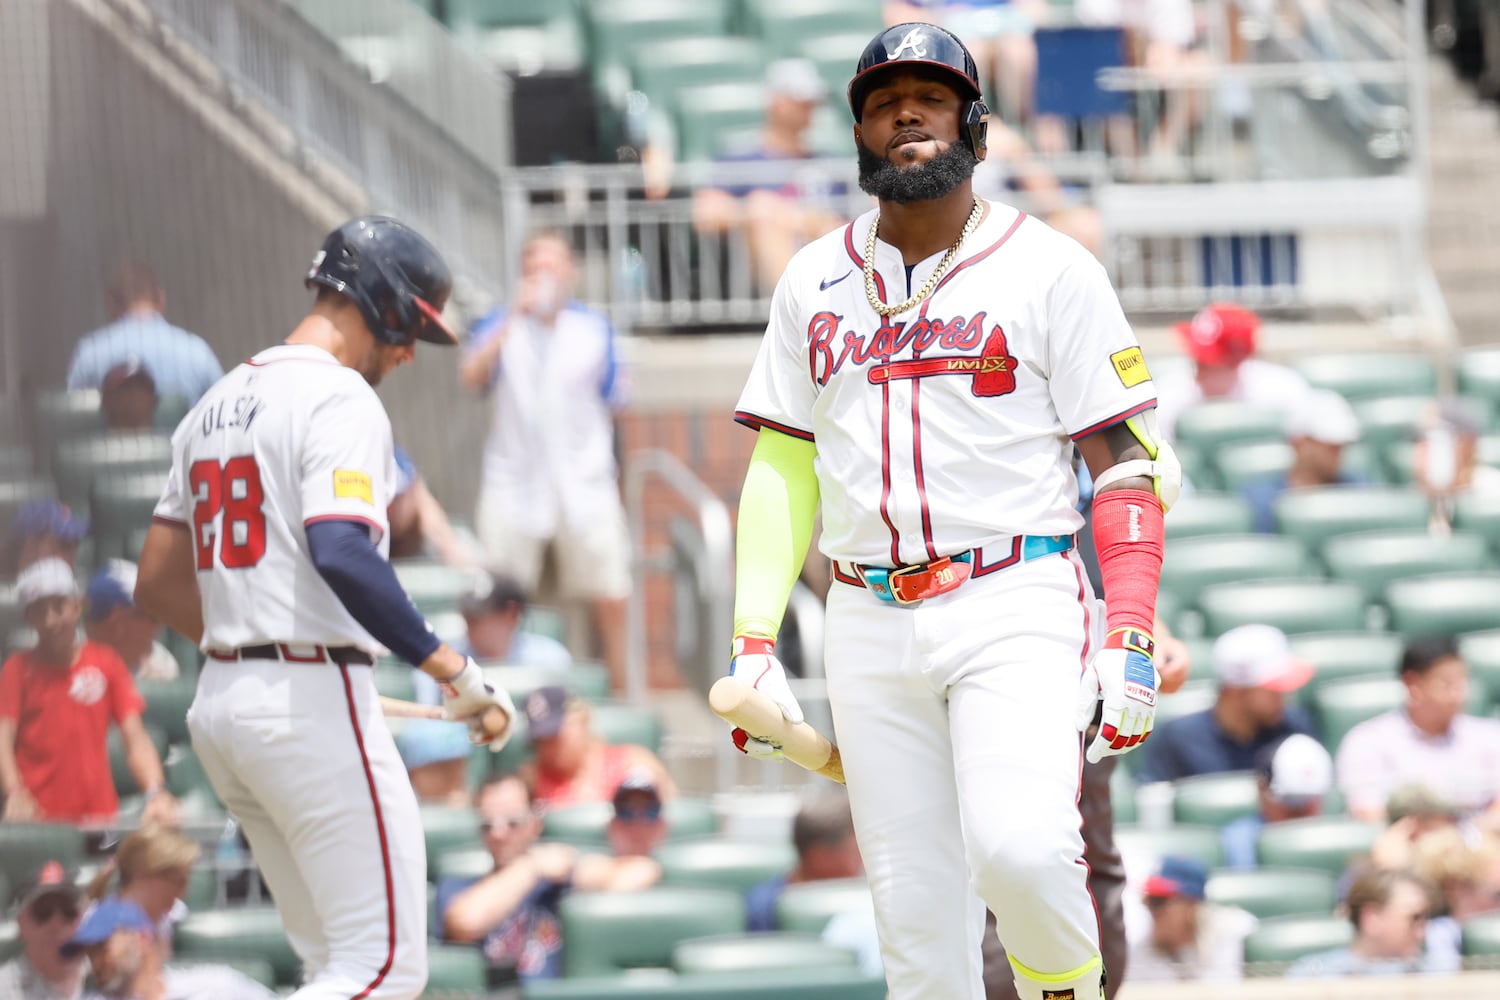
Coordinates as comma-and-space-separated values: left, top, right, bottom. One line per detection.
1125, 856, 1257, 982
84, 560, 182, 681
460, 231, 631, 689
1154, 302, 1311, 441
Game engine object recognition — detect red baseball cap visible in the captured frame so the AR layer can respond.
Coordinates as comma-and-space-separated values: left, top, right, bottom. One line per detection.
1174, 303, 1260, 367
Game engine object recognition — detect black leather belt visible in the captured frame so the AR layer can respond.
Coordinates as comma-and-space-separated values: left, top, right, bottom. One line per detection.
207, 644, 374, 666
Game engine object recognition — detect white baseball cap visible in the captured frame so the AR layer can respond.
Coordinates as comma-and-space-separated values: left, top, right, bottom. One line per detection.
16, 557, 80, 608
1284, 389, 1360, 445
1212, 624, 1313, 692
766, 59, 827, 103
1260, 733, 1333, 800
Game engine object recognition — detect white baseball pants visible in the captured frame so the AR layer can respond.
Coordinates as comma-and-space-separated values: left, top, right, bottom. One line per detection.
825, 549, 1104, 1000
189, 658, 428, 999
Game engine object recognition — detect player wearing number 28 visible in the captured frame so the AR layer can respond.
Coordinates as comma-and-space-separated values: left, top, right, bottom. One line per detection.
729, 24, 1180, 1000
135, 217, 517, 1000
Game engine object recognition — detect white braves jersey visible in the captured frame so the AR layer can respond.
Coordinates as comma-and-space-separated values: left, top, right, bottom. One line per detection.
153, 344, 396, 652
735, 200, 1157, 567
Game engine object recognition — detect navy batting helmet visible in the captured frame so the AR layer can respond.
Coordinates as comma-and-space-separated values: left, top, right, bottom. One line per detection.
847, 23, 989, 157
306, 216, 456, 346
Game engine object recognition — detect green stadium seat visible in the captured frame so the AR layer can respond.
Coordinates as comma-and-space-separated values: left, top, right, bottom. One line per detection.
139, 675, 197, 746
109, 721, 167, 797
1288, 631, 1405, 698
1242, 914, 1354, 965
1254, 816, 1381, 875
0, 478, 58, 543
1197, 578, 1365, 637
1114, 824, 1224, 868
587, 0, 736, 55
798, 34, 877, 100
1385, 572, 1500, 637
1110, 759, 1137, 824
176, 957, 277, 989
1173, 402, 1287, 452
426, 943, 488, 992
1454, 491, 1500, 550
184, 867, 219, 911
173, 907, 302, 987
1314, 675, 1486, 748
91, 473, 168, 562
747, 0, 884, 57
1458, 630, 1500, 706
152, 395, 191, 435
676, 82, 771, 161
34, 389, 105, 457
0, 919, 15, 963
1461, 912, 1500, 957
774, 878, 871, 934
1163, 492, 1255, 540
1321, 530, 1492, 604
1171, 772, 1259, 827
446, 0, 579, 28
1154, 680, 1217, 727
0, 869, 9, 911
1177, 444, 1223, 492
592, 703, 664, 752
1458, 349, 1500, 409
1210, 441, 1293, 491
1271, 486, 1430, 553
1351, 395, 1488, 452
559, 886, 746, 976
1159, 534, 1315, 609
630, 36, 765, 102
672, 932, 858, 975
392, 562, 485, 616
422, 805, 480, 880
656, 839, 797, 894
1292, 352, 1438, 401
1387, 433, 1500, 485
373, 666, 417, 703
53, 433, 173, 511
165, 745, 221, 810
543, 798, 717, 848
480, 663, 611, 706
521, 605, 567, 643
1205, 867, 1337, 920
435, 846, 494, 883
0, 822, 87, 889
457, 17, 587, 74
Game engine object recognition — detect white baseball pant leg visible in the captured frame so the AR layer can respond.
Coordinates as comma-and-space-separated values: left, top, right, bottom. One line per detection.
825, 550, 1103, 1000
189, 658, 428, 1000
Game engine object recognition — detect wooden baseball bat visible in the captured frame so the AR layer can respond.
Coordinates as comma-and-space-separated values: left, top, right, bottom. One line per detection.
709, 677, 845, 785
378, 697, 512, 744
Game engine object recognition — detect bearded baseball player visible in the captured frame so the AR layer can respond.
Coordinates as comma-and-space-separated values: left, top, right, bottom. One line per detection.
134, 217, 516, 1000
728, 23, 1179, 1000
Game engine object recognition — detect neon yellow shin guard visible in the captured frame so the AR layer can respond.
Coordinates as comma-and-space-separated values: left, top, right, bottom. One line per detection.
1007, 954, 1104, 1000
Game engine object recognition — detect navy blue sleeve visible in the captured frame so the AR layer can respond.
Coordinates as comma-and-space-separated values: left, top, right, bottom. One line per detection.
305, 519, 441, 667
1133, 719, 1183, 785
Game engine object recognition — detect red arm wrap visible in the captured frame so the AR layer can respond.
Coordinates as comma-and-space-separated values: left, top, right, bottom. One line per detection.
1091, 487, 1165, 640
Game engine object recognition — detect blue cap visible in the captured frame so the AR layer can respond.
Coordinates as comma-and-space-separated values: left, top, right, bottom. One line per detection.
62, 898, 154, 956
524, 685, 573, 741
85, 560, 141, 622
8, 499, 89, 544
1143, 856, 1208, 902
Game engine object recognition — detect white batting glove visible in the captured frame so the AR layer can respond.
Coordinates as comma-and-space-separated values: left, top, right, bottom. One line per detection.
440, 657, 517, 753
727, 636, 804, 761
1075, 628, 1159, 764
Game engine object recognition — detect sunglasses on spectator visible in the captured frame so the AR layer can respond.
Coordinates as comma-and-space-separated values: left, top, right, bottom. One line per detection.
479, 814, 532, 834
28, 897, 80, 923
615, 804, 662, 822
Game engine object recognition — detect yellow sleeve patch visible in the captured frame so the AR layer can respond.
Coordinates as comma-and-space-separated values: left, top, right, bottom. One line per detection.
333, 469, 374, 506
1111, 347, 1151, 388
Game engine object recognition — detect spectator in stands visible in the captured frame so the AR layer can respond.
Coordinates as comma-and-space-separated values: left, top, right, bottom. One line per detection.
66, 897, 272, 999
1361, 785, 1462, 879
3, 500, 87, 581
1154, 303, 1311, 441
439, 774, 660, 984
1413, 398, 1500, 532
97, 359, 158, 432
520, 686, 677, 808
691, 59, 847, 295
1336, 635, 1500, 823
399, 573, 572, 805
460, 231, 632, 690
1220, 733, 1334, 869
67, 261, 223, 405
1412, 826, 1500, 960
745, 787, 862, 932
1136, 623, 1316, 784
0, 558, 177, 826
83, 560, 181, 681
1286, 868, 1449, 977
1126, 856, 1257, 982
1242, 389, 1368, 533
85, 824, 200, 950
0, 862, 86, 1000
606, 770, 670, 859
387, 444, 479, 566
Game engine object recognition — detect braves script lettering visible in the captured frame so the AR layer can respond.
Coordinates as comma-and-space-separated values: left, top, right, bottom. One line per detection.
807, 312, 1018, 397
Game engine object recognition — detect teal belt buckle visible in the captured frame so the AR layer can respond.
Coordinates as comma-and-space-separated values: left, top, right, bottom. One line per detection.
1022, 534, 1074, 561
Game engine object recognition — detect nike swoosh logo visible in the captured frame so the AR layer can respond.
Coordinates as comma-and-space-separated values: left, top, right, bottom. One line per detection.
819, 270, 853, 291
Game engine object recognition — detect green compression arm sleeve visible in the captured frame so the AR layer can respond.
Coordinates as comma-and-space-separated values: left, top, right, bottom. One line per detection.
732, 428, 820, 640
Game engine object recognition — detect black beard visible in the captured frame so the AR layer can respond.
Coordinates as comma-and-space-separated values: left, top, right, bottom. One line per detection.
857, 140, 977, 204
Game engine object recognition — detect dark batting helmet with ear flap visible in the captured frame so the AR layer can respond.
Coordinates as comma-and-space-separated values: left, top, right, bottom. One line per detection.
848, 22, 990, 157
305, 216, 457, 346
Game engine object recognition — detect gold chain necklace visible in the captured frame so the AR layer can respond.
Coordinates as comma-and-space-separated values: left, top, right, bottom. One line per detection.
863, 197, 986, 317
